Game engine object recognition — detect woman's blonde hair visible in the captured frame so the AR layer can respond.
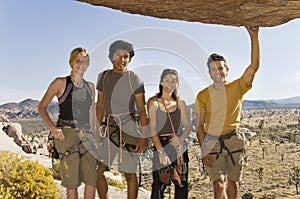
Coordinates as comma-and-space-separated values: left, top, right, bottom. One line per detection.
69, 47, 89, 67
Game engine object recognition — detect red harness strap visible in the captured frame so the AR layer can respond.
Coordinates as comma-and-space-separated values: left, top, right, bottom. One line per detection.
161, 99, 182, 167
102, 70, 136, 167
105, 112, 131, 166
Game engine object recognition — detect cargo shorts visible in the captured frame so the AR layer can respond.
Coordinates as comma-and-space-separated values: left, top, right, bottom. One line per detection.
204, 132, 245, 182
54, 127, 97, 188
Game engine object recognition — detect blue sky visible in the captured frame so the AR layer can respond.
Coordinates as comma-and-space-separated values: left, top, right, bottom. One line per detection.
1, 0, 300, 105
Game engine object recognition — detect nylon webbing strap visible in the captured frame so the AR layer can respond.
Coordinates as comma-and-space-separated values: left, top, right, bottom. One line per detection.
209, 131, 244, 166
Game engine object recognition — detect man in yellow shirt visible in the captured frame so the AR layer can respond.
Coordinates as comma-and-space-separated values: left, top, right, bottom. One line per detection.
194, 26, 260, 199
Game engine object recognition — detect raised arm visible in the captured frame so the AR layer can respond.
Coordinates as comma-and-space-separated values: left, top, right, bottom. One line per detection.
242, 26, 260, 88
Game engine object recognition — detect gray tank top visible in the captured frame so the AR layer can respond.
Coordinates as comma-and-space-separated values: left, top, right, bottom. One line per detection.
155, 99, 181, 136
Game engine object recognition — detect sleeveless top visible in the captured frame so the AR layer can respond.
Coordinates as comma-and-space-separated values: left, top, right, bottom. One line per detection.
155, 99, 181, 136
58, 76, 92, 128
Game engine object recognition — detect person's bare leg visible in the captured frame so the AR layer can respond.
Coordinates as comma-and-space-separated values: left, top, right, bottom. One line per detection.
96, 167, 109, 199
124, 173, 138, 199
67, 188, 78, 199
84, 184, 96, 199
212, 176, 227, 199
226, 178, 238, 199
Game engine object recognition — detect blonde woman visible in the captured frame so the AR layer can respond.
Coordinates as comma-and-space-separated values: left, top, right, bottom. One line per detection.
38, 47, 97, 199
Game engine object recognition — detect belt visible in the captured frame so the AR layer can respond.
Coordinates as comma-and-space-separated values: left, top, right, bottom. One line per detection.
61, 126, 74, 129
56, 118, 89, 130
57, 118, 78, 128
159, 134, 173, 141
206, 130, 237, 140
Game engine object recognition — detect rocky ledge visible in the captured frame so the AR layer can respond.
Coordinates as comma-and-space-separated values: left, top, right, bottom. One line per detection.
77, 0, 300, 27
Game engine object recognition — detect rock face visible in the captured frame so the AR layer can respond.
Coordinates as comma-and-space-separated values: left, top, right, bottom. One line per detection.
77, 0, 300, 27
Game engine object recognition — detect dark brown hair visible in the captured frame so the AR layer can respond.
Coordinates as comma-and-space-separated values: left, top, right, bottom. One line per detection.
207, 53, 228, 70
157, 69, 178, 100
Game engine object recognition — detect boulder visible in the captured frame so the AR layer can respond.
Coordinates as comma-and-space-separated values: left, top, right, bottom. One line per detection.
0, 115, 10, 131
77, 0, 300, 27
0, 115, 9, 123
7, 123, 24, 146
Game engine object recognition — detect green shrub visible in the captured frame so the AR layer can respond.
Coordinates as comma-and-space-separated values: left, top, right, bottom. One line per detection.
106, 177, 126, 190
0, 151, 59, 199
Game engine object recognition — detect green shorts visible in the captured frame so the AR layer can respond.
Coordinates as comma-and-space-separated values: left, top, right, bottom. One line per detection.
54, 127, 97, 188
98, 125, 139, 174
204, 132, 245, 182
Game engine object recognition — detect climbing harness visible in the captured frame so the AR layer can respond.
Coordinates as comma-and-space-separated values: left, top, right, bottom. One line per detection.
208, 131, 245, 166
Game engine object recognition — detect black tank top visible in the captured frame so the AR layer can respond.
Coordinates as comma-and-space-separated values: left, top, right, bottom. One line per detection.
58, 76, 92, 128
155, 99, 181, 136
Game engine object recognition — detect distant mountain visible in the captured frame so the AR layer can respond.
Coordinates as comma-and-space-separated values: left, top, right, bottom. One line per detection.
0, 99, 39, 110
243, 96, 300, 109
266, 96, 300, 105
0, 98, 58, 119
187, 95, 300, 110
242, 100, 279, 109
1, 96, 300, 120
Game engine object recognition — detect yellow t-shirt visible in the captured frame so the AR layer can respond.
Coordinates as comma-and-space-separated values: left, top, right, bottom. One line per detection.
194, 77, 251, 136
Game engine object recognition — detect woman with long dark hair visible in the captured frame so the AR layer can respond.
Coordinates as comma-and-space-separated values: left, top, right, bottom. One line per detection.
147, 69, 192, 199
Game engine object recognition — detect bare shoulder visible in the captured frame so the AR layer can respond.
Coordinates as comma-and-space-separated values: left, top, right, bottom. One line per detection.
42, 76, 66, 100
50, 77, 66, 88
177, 97, 187, 110
87, 81, 95, 90
147, 96, 158, 106
148, 96, 156, 102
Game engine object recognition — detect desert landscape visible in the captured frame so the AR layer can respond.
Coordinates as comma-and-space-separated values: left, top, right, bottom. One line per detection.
2, 106, 298, 199
135, 108, 300, 199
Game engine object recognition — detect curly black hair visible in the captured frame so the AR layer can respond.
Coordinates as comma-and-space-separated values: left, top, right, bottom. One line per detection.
108, 40, 135, 63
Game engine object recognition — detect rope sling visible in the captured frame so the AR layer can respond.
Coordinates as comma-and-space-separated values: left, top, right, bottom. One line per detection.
101, 69, 144, 187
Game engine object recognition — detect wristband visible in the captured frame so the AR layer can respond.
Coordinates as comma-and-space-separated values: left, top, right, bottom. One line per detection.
158, 149, 165, 155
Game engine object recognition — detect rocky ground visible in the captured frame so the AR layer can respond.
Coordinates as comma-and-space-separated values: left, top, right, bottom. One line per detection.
139, 140, 300, 199
2, 107, 300, 198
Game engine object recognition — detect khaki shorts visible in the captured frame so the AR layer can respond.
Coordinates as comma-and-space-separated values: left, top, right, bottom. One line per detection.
204, 132, 244, 182
54, 127, 97, 188
98, 125, 139, 173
